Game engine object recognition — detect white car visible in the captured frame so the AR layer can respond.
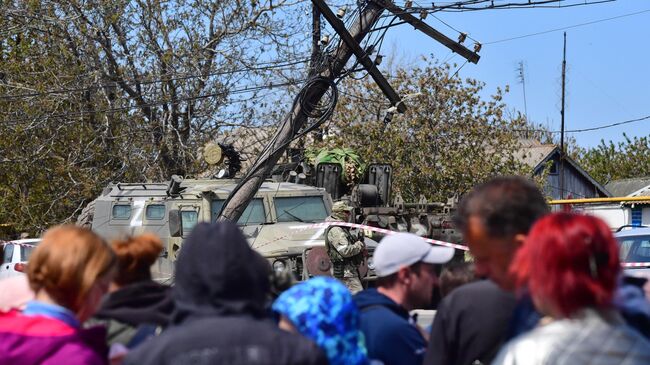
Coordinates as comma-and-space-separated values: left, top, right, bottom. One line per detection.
0, 239, 41, 280
614, 227, 650, 281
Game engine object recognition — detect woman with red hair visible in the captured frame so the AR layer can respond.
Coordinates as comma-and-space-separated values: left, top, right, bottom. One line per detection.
0, 225, 116, 365
493, 213, 650, 365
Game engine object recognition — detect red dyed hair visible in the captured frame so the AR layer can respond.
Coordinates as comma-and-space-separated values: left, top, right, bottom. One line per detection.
511, 213, 620, 317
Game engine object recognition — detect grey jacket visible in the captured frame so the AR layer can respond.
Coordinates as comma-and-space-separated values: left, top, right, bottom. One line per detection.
493, 309, 650, 365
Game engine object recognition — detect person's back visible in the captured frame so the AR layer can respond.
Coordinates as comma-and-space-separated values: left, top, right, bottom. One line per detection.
355, 288, 427, 365
494, 309, 650, 365
93, 234, 173, 348
0, 310, 108, 365
354, 232, 454, 365
123, 222, 327, 365
125, 314, 328, 365
494, 213, 650, 365
273, 276, 368, 365
0, 225, 116, 365
424, 279, 516, 365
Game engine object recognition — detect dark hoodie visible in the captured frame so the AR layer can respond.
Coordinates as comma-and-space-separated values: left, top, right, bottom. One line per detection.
354, 288, 427, 365
93, 280, 173, 347
123, 222, 327, 365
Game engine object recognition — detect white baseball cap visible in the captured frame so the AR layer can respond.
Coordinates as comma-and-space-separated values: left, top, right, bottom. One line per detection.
373, 232, 454, 277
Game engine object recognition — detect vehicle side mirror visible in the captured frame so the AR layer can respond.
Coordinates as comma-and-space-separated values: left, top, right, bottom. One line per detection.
169, 209, 181, 237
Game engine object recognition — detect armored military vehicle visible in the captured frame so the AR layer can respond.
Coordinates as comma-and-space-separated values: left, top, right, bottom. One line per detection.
77, 176, 376, 282
77, 145, 460, 283
281, 159, 462, 250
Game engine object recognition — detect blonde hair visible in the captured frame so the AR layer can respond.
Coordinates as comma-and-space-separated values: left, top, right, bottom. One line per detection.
111, 233, 163, 286
27, 225, 116, 312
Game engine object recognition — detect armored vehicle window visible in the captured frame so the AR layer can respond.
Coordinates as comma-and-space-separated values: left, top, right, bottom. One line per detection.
211, 198, 266, 225
275, 196, 328, 223
112, 204, 131, 219
181, 211, 198, 236
146, 205, 165, 220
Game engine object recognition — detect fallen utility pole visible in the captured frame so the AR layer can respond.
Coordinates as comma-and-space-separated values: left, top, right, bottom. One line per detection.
218, 1, 388, 222
314, 0, 406, 112
218, 0, 480, 222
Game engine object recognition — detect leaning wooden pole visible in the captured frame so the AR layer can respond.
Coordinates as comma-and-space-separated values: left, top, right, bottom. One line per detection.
217, 1, 386, 222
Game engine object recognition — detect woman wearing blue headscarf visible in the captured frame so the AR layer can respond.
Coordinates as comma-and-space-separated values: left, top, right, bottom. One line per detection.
273, 276, 369, 365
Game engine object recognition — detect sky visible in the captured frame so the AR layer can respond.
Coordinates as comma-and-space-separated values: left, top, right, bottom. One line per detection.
379, 0, 650, 149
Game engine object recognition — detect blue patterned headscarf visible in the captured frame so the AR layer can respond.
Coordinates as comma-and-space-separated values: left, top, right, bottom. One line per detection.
272, 277, 369, 365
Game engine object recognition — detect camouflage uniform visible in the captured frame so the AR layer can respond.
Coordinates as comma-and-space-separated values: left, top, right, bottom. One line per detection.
325, 202, 365, 294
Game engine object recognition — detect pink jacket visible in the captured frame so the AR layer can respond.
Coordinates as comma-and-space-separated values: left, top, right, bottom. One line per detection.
0, 310, 108, 365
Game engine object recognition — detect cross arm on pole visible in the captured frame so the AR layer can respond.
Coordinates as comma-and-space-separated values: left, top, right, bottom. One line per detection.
376, 0, 480, 64
312, 0, 406, 113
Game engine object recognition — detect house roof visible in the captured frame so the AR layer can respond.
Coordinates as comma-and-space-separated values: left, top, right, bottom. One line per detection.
605, 177, 650, 197
514, 142, 556, 168
515, 140, 610, 197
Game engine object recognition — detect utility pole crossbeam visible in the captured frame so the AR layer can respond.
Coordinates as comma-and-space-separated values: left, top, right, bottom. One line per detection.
376, 0, 480, 64
313, 0, 406, 113
218, 1, 388, 222
217, 0, 480, 222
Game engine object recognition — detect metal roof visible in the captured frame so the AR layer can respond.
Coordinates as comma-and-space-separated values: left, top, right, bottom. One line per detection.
605, 177, 650, 197
103, 179, 326, 198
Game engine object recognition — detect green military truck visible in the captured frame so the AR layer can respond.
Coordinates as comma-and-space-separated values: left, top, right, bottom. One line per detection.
77, 176, 376, 283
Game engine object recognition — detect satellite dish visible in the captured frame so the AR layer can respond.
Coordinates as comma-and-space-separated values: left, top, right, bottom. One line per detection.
203, 143, 223, 165
216, 169, 227, 179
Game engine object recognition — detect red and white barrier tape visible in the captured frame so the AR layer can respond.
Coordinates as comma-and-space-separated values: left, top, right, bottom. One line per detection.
287, 221, 469, 251
622, 262, 650, 268
4, 229, 649, 268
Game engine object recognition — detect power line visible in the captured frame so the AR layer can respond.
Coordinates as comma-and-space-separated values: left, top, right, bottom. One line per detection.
515, 115, 650, 134
485, 8, 650, 45
1, 78, 307, 126
0, 58, 309, 101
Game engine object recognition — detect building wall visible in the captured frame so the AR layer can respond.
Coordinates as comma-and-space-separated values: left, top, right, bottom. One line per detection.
541, 156, 605, 200
569, 204, 649, 230
572, 204, 629, 230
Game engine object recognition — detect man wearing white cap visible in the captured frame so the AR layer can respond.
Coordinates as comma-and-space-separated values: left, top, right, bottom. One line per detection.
354, 232, 454, 365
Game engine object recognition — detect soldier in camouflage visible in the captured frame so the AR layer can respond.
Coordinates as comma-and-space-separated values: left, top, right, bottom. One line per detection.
325, 202, 366, 294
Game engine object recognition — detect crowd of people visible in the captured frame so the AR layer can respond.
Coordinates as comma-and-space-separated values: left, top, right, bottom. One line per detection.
0, 176, 649, 365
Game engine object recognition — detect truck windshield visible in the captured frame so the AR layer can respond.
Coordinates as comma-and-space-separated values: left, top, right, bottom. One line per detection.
211, 199, 266, 225
274, 196, 327, 223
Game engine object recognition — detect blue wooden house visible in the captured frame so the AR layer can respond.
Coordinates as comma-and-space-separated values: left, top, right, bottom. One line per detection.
516, 140, 610, 200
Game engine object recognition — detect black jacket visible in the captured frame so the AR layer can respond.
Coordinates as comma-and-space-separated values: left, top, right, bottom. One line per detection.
124, 222, 328, 365
93, 280, 173, 347
423, 280, 516, 365
354, 288, 426, 365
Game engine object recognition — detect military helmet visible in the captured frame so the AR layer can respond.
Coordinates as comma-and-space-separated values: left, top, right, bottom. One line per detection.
331, 201, 353, 213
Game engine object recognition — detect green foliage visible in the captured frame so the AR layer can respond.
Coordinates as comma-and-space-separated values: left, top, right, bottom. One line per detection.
575, 134, 650, 184
0, 0, 306, 234
313, 59, 533, 202
306, 148, 366, 184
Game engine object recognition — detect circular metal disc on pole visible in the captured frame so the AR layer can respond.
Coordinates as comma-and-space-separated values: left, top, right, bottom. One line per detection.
203, 143, 223, 165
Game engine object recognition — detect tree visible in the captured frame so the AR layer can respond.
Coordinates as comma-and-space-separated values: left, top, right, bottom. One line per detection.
313, 58, 534, 202
575, 134, 650, 184
0, 0, 307, 233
